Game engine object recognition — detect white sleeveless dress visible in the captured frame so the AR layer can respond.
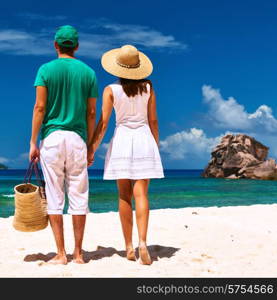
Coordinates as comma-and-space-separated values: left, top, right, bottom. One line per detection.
103, 81, 164, 180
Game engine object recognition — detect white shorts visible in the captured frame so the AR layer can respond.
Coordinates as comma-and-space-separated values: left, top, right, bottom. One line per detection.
39, 130, 89, 215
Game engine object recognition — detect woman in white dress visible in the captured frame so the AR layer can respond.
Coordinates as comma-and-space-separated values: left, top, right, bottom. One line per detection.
88, 45, 164, 265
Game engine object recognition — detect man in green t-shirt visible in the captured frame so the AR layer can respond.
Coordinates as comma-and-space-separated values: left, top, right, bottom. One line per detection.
29, 25, 98, 264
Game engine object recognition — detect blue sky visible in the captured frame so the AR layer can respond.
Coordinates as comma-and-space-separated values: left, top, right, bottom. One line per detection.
1, 0, 277, 169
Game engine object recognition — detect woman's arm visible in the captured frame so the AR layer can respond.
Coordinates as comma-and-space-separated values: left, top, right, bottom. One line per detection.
87, 86, 113, 166
86, 97, 97, 147
147, 88, 159, 145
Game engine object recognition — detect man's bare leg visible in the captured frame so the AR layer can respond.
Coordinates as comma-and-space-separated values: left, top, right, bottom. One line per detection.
48, 215, 67, 265
72, 215, 86, 264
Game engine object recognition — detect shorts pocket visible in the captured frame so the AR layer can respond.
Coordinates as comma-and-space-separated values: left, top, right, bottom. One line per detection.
40, 133, 63, 165
71, 136, 87, 169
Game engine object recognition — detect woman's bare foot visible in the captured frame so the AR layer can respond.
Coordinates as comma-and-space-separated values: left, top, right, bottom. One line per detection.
73, 252, 85, 264
47, 254, 67, 265
138, 244, 152, 265
126, 248, 136, 261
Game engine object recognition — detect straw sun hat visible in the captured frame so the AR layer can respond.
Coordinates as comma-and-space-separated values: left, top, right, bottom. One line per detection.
101, 45, 153, 80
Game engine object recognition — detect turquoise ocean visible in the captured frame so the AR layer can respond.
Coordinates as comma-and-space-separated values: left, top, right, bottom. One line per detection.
1, 169, 277, 218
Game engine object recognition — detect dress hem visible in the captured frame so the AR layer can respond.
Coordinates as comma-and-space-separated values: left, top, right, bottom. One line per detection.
103, 175, 164, 180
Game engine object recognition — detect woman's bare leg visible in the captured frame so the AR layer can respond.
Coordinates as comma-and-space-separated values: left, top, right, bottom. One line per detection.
117, 179, 136, 260
133, 179, 152, 265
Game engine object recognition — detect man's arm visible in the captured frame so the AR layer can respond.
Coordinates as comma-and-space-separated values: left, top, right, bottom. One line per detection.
86, 97, 97, 147
29, 86, 47, 162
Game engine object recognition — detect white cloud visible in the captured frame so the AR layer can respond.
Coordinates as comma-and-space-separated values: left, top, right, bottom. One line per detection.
98, 22, 187, 50
0, 153, 28, 167
0, 157, 9, 164
248, 105, 277, 132
159, 85, 277, 165
17, 13, 67, 21
0, 30, 31, 41
0, 18, 187, 58
202, 85, 277, 133
96, 143, 110, 159
18, 152, 29, 160
0, 30, 52, 56
160, 128, 226, 160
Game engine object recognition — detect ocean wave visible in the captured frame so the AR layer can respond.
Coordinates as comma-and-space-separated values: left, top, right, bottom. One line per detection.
2, 194, 14, 198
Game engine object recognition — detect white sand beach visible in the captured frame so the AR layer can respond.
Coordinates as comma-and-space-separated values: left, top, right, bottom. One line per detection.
0, 204, 277, 277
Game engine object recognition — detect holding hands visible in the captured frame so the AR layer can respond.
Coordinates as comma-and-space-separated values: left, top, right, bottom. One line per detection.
87, 147, 95, 167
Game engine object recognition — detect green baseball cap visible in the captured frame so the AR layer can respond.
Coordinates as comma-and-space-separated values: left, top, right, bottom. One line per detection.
55, 25, 79, 48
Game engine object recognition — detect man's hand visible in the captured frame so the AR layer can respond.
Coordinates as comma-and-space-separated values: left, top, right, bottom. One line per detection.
29, 143, 40, 162
87, 149, 95, 167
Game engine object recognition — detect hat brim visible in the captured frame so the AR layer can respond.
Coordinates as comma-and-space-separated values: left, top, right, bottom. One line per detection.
101, 48, 153, 80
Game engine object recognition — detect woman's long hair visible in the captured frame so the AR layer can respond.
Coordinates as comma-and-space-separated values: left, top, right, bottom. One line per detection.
119, 78, 152, 97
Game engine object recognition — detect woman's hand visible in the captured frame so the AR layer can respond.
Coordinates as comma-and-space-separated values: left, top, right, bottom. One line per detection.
87, 148, 95, 167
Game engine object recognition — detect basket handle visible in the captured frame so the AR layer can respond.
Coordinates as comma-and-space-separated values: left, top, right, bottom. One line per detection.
33, 162, 45, 188
24, 158, 44, 188
23, 158, 35, 183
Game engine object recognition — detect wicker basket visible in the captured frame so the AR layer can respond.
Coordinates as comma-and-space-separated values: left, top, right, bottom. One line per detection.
13, 161, 48, 232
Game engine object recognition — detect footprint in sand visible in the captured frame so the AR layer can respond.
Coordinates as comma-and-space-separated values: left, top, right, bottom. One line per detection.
207, 269, 215, 273
201, 269, 216, 275
192, 258, 203, 263
191, 254, 214, 264
201, 253, 213, 259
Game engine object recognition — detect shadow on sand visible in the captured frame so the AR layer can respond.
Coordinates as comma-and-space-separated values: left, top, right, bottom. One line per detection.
24, 245, 180, 264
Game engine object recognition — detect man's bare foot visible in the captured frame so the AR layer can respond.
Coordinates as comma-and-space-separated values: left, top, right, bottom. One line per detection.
73, 253, 85, 264
47, 254, 67, 265
126, 248, 136, 261
138, 245, 152, 265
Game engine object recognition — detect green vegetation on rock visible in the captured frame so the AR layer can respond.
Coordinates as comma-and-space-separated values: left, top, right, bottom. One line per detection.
0, 163, 8, 170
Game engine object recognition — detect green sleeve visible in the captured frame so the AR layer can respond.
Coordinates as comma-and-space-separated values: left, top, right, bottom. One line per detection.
34, 65, 47, 87
88, 73, 98, 98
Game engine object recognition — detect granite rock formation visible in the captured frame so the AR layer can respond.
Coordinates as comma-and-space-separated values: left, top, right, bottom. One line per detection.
202, 134, 277, 180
